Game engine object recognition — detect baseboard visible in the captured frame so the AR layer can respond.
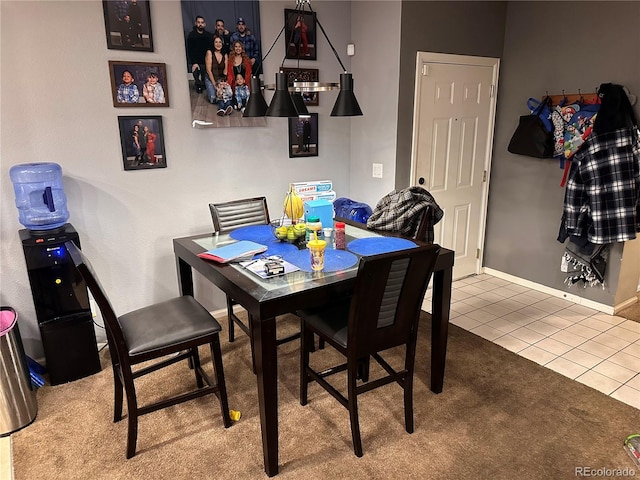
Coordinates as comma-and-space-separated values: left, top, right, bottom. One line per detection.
614, 295, 638, 314
482, 267, 615, 315
209, 306, 235, 319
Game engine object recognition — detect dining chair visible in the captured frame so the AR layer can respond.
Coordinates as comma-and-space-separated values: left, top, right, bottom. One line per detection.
209, 197, 301, 372
209, 197, 271, 345
297, 243, 440, 457
65, 240, 231, 459
414, 206, 434, 242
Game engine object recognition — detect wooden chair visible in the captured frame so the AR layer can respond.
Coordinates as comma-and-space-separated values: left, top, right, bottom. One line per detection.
414, 206, 434, 242
65, 241, 231, 459
297, 243, 440, 457
209, 197, 300, 371
209, 197, 271, 344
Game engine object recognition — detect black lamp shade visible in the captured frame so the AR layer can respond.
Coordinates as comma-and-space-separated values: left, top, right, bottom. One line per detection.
243, 76, 268, 117
291, 92, 309, 115
331, 73, 363, 117
266, 72, 299, 117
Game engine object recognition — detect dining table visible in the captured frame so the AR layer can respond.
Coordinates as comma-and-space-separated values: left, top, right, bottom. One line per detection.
172, 220, 454, 476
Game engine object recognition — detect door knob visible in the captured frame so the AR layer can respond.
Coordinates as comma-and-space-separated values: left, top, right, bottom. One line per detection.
418, 177, 425, 185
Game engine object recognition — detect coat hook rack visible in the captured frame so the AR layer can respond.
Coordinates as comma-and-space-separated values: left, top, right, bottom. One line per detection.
546, 89, 599, 107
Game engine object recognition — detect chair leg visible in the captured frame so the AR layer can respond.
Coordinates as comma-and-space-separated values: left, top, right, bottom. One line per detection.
209, 335, 232, 428
227, 296, 236, 342
122, 377, 139, 459
112, 363, 124, 422
126, 410, 138, 459
300, 324, 312, 406
192, 347, 204, 388
347, 364, 363, 457
357, 356, 370, 382
404, 372, 414, 434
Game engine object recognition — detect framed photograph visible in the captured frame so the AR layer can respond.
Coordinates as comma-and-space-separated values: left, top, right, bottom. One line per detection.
118, 116, 166, 170
281, 67, 319, 106
288, 114, 318, 158
109, 61, 169, 107
102, 0, 153, 51
284, 9, 317, 60
182, 1, 266, 129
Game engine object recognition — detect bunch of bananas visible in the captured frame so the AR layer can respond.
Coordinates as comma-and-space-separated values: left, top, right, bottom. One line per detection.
283, 187, 304, 220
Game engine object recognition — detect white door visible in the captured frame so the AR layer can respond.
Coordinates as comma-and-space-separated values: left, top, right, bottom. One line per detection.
411, 52, 499, 279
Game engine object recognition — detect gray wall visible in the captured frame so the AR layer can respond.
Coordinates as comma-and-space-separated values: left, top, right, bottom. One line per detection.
2, 0, 638, 361
0, 0, 354, 359
396, 1, 508, 187
395, 1, 639, 306
485, 1, 640, 304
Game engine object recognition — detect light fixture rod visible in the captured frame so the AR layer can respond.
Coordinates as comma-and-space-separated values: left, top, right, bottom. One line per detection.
255, 25, 286, 76
308, 7, 348, 72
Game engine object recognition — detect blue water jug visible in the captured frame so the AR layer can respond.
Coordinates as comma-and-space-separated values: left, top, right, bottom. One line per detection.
9, 163, 70, 230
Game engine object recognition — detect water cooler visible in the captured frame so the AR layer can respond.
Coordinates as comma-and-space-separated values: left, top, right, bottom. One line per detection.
11, 163, 101, 385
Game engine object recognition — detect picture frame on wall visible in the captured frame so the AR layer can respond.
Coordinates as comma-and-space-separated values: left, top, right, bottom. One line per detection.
118, 116, 167, 170
281, 67, 319, 106
102, 0, 154, 51
288, 113, 318, 158
284, 9, 317, 60
109, 61, 169, 107
181, 0, 266, 129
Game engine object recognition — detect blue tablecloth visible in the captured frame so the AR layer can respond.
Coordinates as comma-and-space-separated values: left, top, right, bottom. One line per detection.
347, 237, 417, 256
231, 226, 416, 272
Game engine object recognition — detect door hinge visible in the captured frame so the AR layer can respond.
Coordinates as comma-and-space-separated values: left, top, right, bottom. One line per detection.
490, 84, 495, 98
422, 64, 429, 76
476, 248, 481, 259
483, 170, 487, 182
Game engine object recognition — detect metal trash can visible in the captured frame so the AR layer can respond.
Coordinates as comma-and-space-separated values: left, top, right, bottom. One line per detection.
0, 306, 37, 436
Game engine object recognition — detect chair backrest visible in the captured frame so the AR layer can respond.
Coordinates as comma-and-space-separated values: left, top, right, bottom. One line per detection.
347, 243, 440, 359
64, 241, 127, 364
414, 206, 433, 241
209, 197, 270, 234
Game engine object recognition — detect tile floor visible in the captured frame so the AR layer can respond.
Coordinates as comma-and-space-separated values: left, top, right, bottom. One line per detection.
423, 273, 640, 410
2, 273, 639, 479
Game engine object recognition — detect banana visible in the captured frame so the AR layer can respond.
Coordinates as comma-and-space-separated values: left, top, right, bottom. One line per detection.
283, 187, 304, 220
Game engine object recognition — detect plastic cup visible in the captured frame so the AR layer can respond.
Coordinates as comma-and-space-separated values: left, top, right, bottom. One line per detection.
308, 239, 327, 271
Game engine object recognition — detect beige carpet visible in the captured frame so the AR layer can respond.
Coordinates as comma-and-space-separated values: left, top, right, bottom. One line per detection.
12, 313, 640, 479
618, 294, 640, 323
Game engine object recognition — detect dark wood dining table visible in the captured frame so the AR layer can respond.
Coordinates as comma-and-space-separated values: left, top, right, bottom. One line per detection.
173, 223, 454, 477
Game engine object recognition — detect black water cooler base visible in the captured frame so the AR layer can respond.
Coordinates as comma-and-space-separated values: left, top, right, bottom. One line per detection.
39, 312, 101, 385
20, 224, 101, 386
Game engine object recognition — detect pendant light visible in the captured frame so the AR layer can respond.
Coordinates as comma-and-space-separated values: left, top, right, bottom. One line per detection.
243, 0, 362, 118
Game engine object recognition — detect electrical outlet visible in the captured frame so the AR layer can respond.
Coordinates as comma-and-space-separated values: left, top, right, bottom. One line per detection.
372, 163, 383, 178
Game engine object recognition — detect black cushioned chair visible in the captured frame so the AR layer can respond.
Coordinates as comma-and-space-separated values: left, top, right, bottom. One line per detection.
209, 197, 271, 344
65, 241, 231, 459
297, 243, 440, 457
209, 197, 300, 371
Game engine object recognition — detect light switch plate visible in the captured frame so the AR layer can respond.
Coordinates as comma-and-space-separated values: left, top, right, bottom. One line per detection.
372, 163, 383, 178
347, 43, 355, 56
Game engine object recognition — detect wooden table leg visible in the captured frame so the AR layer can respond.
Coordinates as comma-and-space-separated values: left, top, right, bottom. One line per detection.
177, 257, 194, 296
252, 315, 279, 476
430, 266, 452, 394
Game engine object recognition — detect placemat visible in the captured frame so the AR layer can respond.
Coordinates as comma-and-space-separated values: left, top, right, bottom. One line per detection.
230, 225, 298, 257
283, 248, 359, 273
346, 237, 417, 256
230, 225, 275, 244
